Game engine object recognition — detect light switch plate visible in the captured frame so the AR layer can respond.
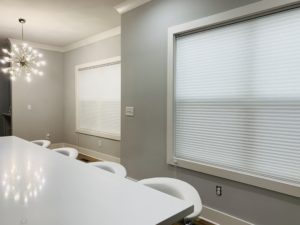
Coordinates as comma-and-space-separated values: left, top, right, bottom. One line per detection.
125, 106, 134, 117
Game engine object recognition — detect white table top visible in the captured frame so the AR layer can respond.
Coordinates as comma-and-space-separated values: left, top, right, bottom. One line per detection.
0, 136, 192, 225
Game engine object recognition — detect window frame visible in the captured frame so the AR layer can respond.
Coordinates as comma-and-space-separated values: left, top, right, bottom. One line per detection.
167, 0, 300, 197
75, 56, 121, 140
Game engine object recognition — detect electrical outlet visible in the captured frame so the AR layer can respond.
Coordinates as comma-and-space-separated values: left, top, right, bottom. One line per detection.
216, 185, 222, 196
46, 133, 50, 140
98, 140, 102, 147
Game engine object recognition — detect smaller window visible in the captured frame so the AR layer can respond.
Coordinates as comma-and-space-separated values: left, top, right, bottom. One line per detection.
76, 57, 121, 140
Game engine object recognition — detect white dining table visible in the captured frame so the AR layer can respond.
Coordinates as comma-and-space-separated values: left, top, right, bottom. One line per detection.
0, 136, 193, 225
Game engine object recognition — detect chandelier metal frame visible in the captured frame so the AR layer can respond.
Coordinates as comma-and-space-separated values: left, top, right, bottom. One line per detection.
1, 18, 46, 82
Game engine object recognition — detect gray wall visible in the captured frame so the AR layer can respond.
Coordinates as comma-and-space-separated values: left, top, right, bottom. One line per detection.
10, 35, 121, 159
63, 35, 121, 158
12, 48, 64, 143
0, 39, 11, 136
121, 0, 300, 225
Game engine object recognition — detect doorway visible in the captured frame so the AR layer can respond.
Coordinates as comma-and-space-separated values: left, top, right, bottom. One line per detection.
0, 39, 12, 136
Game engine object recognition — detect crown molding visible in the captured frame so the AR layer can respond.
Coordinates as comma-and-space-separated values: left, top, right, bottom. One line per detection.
62, 26, 121, 52
8, 26, 121, 53
114, 0, 153, 14
8, 38, 64, 52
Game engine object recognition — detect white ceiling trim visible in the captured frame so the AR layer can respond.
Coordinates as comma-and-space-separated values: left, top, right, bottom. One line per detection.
9, 38, 64, 53
114, 0, 153, 14
62, 26, 121, 52
9, 26, 121, 53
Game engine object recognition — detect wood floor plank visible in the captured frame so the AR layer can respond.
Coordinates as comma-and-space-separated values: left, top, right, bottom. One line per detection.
173, 218, 215, 225
77, 153, 99, 163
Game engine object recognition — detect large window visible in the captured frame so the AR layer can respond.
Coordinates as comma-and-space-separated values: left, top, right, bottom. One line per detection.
167, 2, 300, 197
76, 57, 121, 140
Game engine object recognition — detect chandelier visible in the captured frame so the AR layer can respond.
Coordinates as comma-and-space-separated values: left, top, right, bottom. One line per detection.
0, 18, 46, 82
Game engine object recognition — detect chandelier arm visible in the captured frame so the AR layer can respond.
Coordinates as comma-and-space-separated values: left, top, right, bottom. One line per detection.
1, 18, 45, 82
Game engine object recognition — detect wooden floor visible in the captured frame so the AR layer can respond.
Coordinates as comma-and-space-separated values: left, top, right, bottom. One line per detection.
77, 153, 99, 163
173, 218, 214, 225
194, 219, 214, 225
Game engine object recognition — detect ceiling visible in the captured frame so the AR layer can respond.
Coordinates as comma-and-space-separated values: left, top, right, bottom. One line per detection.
0, 0, 123, 47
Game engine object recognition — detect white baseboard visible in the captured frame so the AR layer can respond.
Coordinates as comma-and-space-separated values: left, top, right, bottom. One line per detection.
49, 142, 120, 163
201, 206, 254, 225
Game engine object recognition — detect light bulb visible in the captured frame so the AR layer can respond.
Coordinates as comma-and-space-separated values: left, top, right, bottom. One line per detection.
1, 42, 46, 82
2, 68, 8, 73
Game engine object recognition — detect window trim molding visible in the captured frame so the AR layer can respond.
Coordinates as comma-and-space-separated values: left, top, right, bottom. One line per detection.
167, 0, 300, 197
75, 56, 121, 141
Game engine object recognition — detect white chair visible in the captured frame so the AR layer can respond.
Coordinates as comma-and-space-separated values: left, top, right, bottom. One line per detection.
89, 161, 127, 177
52, 147, 78, 159
31, 140, 51, 148
138, 177, 202, 224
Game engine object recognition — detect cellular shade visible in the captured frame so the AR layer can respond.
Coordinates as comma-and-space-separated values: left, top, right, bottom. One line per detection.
174, 8, 300, 185
77, 62, 121, 139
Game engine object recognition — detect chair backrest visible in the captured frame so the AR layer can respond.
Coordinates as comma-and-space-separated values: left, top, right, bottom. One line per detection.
31, 140, 51, 148
89, 161, 127, 177
52, 147, 78, 159
138, 177, 202, 220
